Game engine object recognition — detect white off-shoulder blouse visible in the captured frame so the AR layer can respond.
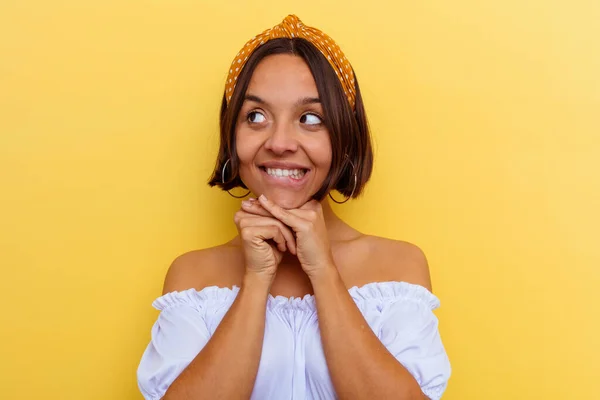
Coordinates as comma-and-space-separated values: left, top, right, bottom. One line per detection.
137, 281, 451, 399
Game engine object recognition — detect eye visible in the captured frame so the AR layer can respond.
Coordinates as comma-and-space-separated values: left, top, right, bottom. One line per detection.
247, 111, 266, 124
300, 113, 323, 126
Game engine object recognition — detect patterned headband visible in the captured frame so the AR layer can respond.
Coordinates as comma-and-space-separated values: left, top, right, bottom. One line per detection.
224, 15, 356, 109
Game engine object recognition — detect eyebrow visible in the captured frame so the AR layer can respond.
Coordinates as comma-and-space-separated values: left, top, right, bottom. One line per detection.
244, 94, 321, 107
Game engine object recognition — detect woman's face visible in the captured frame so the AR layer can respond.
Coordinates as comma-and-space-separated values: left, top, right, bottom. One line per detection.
235, 54, 332, 209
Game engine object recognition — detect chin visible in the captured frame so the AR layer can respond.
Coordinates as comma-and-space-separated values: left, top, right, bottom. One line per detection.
262, 190, 308, 210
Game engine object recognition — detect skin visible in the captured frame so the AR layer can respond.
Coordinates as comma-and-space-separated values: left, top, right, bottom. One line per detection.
236, 52, 333, 211
162, 54, 433, 399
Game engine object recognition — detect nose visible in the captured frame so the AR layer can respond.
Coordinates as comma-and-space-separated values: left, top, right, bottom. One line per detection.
263, 122, 298, 155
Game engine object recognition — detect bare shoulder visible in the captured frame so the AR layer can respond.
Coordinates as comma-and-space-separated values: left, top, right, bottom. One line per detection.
162, 242, 244, 295
363, 236, 433, 292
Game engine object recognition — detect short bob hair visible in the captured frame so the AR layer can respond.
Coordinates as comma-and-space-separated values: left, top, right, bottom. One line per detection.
208, 38, 373, 201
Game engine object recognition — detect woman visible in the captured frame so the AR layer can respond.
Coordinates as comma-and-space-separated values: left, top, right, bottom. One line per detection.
138, 15, 451, 400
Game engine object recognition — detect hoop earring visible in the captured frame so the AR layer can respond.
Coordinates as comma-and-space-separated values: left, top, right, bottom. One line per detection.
328, 158, 357, 204
222, 158, 250, 199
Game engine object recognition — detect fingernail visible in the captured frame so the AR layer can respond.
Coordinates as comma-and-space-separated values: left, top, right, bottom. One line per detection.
241, 200, 251, 207
259, 194, 267, 202
248, 197, 256, 202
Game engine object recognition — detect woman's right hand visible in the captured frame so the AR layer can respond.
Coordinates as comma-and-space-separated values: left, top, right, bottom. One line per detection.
234, 199, 297, 283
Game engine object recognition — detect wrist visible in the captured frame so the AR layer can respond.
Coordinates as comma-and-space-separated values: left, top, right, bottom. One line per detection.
307, 262, 339, 286
236, 273, 272, 313
242, 271, 274, 294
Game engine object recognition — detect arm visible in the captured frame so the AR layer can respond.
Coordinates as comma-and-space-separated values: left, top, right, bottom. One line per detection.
251, 196, 448, 399
162, 272, 270, 400
139, 205, 297, 399
311, 265, 428, 400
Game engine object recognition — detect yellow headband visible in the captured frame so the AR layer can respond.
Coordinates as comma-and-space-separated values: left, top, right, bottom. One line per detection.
224, 15, 356, 109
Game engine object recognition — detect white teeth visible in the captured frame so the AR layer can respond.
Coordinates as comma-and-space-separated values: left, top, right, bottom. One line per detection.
265, 168, 306, 179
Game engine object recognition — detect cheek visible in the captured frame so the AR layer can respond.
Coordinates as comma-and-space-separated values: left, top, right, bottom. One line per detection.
235, 130, 257, 163
311, 135, 333, 171
235, 130, 262, 185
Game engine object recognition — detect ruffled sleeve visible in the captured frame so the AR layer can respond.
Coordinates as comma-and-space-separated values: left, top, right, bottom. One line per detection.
355, 282, 451, 400
136, 288, 237, 400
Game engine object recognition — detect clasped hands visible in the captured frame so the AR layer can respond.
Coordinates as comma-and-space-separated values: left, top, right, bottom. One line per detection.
234, 195, 335, 281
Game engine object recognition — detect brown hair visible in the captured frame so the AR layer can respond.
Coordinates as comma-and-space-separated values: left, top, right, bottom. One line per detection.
208, 38, 373, 201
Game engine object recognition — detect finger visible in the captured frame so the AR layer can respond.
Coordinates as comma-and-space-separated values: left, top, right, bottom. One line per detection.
237, 214, 297, 255
234, 210, 265, 225
266, 226, 287, 253
241, 200, 274, 218
258, 195, 308, 232
256, 225, 286, 253
242, 226, 287, 253
235, 209, 267, 221
235, 210, 278, 227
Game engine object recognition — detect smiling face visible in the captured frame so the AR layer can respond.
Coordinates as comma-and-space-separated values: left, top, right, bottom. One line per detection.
235, 54, 333, 209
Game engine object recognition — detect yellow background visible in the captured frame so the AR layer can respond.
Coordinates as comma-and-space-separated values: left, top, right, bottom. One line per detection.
1, 1, 599, 399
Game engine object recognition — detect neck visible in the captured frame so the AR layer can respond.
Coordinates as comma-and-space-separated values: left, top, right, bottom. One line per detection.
320, 197, 357, 242
320, 197, 340, 228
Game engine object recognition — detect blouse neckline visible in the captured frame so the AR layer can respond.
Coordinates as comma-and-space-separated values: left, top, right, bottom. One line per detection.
154, 281, 440, 312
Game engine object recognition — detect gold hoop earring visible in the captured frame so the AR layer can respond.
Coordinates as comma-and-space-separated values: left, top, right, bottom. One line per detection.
328, 158, 357, 204
222, 158, 250, 199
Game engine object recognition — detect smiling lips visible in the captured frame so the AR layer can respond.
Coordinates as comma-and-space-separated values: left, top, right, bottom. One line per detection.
259, 165, 310, 187
265, 167, 306, 179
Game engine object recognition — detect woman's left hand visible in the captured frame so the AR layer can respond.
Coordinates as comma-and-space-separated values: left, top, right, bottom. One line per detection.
241, 195, 334, 279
